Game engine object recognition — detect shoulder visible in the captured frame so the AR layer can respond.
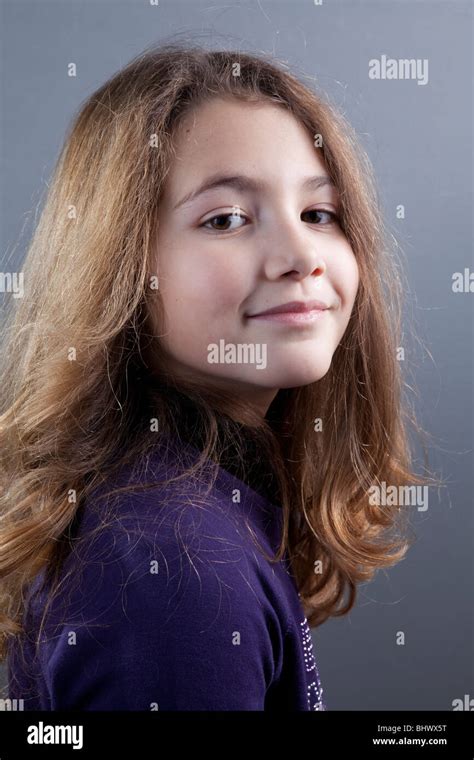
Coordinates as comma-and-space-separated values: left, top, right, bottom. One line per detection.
30, 446, 287, 708
72, 436, 280, 607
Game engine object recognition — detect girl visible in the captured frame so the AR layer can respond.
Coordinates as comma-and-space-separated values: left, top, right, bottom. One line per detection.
0, 43, 430, 711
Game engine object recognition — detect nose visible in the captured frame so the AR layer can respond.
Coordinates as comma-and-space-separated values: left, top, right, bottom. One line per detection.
260, 214, 327, 281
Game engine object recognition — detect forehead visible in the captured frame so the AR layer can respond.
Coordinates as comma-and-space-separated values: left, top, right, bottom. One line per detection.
165, 97, 328, 184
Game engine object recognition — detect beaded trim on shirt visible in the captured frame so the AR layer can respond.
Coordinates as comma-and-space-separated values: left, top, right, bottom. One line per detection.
299, 616, 327, 710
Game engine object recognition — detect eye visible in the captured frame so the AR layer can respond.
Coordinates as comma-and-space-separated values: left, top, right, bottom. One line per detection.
302, 208, 339, 225
200, 210, 248, 233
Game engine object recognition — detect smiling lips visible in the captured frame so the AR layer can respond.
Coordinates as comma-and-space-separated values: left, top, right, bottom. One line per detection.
247, 299, 331, 325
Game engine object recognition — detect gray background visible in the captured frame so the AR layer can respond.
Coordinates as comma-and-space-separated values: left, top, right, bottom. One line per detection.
1, 0, 472, 710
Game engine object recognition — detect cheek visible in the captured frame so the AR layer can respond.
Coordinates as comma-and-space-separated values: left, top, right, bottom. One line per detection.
347, 254, 360, 303
331, 242, 359, 305
197, 264, 239, 312
159, 243, 245, 318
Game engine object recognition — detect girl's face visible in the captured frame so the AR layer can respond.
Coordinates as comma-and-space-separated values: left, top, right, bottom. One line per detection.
152, 97, 359, 416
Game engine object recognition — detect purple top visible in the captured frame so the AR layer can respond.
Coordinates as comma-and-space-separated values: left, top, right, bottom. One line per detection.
7, 436, 326, 711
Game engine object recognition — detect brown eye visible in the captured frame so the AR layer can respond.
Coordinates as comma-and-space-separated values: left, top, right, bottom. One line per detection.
201, 212, 247, 233
302, 209, 338, 225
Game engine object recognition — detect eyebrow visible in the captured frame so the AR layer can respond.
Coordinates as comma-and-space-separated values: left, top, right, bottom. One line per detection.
172, 172, 337, 210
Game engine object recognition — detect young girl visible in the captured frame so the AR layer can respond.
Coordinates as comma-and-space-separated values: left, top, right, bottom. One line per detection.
0, 43, 429, 711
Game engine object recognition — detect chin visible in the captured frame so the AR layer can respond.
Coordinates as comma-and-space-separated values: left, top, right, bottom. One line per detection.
270, 364, 333, 389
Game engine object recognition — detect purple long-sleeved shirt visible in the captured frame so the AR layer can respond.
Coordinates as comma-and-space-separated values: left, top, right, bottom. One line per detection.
7, 434, 326, 711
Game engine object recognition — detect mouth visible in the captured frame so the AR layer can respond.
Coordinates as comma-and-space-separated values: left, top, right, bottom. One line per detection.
246, 299, 331, 325
247, 308, 329, 325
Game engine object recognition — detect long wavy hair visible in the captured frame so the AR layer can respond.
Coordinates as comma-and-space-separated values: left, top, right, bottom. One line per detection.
0, 41, 437, 665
